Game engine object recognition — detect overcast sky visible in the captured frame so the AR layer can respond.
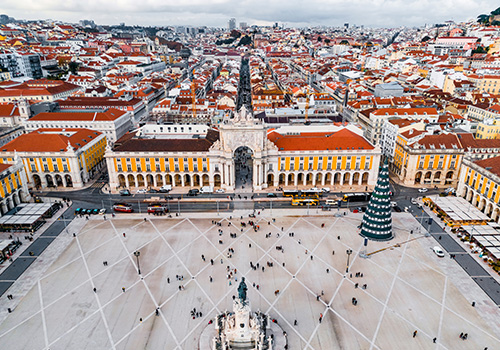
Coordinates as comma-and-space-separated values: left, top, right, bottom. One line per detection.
1, 0, 498, 28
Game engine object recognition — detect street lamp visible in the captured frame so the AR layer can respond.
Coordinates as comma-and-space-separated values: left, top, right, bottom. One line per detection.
346, 249, 353, 273
133, 251, 141, 275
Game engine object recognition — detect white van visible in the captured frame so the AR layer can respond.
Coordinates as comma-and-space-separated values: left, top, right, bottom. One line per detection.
161, 184, 172, 191
325, 199, 337, 206
200, 186, 214, 194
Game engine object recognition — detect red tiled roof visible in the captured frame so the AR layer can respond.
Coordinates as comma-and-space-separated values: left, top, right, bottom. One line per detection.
474, 155, 500, 177
267, 128, 374, 151
0, 129, 102, 153
0, 163, 13, 173
29, 108, 127, 122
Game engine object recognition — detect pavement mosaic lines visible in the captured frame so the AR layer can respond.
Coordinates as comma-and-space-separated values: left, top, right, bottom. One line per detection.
0, 214, 500, 350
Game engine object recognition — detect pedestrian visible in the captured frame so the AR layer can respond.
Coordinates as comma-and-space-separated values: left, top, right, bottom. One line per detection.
156, 308, 159, 316
355, 283, 358, 288
472, 301, 475, 307
463, 333, 468, 340
93, 287, 97, 293
332, 250, 335, 255
210, 276, 213, 283
459, 332, 463, 339
140, 318, 143, 323
311, 255, 313, 260
338, 236, 340, 240
413, 330, 417, 338
326, 269, 330, 273
123, 233, 126, 238
167, 277, 170, 284
122, 287, 126, 292
433, 337, 436, 343
294, 319, 297, 326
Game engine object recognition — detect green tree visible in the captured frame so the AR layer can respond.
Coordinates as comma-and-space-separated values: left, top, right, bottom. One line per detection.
68, 62, 79, 74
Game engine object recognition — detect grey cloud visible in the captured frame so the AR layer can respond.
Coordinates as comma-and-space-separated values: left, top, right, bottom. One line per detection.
1, 0, 498, 27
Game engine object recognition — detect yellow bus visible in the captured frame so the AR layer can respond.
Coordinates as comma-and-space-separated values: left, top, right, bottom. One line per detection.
291, 198, 319, 206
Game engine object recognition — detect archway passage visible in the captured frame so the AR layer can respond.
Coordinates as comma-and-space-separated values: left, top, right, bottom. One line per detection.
234, 146, 253, 190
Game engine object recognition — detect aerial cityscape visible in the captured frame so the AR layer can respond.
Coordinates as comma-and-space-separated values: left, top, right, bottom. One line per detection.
1, 1, 500, 349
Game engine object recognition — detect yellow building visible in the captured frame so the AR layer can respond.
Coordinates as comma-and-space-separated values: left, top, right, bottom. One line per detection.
395, 133, 463, 186
457, 155, 500, 223
395, 131, 500, 186
476, 118, 500, 139
0, 156, 30, 215
476, 75, 500, 94
106, 113, 382, 191
0, 129, 106, 189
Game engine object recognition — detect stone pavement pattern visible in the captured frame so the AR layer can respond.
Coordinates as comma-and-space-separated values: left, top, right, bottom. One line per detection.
1, 213, 500, 350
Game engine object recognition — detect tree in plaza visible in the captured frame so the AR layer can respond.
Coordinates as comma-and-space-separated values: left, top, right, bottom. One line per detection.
360, 159, 394, 241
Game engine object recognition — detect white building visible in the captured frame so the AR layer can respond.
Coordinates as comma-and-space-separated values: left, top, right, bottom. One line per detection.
23, 108, 131, 142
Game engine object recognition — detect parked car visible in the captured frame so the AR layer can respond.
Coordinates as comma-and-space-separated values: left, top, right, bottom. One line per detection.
91, 209, 100, 215
321, 187, 331, 193
136, 189, 147, 194
119, 189, 131, 196
74, 208, 83, 215
390, 201, 397, 207
310, 187, 320, 192
159, 188, 170, 193
393, 206, 402, 212
432, 246, 445, 257
411, 198, 417, 205
148, 189, 159, 193
418, 188, 428, 193
216, 188, 226, 193
187, 189, 199, 196
267, 193, 277, 197
99, 208, 106, 215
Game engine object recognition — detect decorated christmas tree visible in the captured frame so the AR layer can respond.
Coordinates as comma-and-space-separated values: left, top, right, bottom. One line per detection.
360, 159, 393, 241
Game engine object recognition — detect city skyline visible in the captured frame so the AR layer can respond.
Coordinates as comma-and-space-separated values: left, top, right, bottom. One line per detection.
1, 0, 499, 28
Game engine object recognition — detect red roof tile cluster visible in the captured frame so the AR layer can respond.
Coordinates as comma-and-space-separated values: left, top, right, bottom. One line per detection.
0, 129, 102, 153
29, 108, 127, 122
474, 155, 500, 177
267, 128, 374, 151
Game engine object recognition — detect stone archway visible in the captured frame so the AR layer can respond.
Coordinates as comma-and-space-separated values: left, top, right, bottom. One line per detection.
65, 174, 73, 187
193, 174, 200, 187
202, 174, 210, 186
415, 171, 422, 184
334, 173, 341, 185
267, 173, 274, 187
137, 174, 145, 187
279, 173, 285, 185
156, 174, 164, 187
45, 175, 54, 188
234, 146, 253, 190
361, 172, 369, 185
146, 174, 154, 187
127, 174, 136, 187
118, 174, 126, 187
33, 174, 42, 189
55, 174, 63, 187
214, 174, 221, 188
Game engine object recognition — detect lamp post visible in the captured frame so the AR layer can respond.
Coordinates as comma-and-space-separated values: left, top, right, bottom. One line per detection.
346, 249, 353, 273
133, 251, 141, 275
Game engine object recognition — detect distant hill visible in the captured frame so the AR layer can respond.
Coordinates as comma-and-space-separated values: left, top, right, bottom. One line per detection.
477, 7, 500, 25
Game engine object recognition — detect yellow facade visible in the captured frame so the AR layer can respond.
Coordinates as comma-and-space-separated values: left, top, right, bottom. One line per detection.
476, 119, 500, 139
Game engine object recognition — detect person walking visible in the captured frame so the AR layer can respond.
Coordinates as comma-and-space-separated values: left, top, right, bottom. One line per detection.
413, 330, 417, 338
122, 287, 126, 292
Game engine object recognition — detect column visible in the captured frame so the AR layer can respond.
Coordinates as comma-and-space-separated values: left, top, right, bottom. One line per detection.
294, 173, 298, 187
285, 174, 289, 186
340, 173, 344, 186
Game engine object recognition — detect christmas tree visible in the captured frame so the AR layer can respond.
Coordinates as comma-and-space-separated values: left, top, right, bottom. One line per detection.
360, 159, 393, 241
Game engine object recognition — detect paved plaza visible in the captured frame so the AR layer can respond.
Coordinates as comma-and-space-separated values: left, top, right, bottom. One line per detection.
1, 211, 500, 350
